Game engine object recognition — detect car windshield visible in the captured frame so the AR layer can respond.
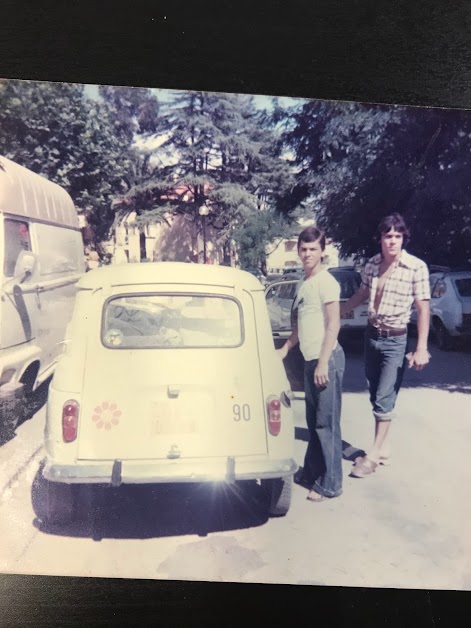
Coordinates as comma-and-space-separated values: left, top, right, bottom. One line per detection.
329, 271, 361, 299
454, 278, 471, 297
266, 282, 297, 331
102, 294, 243, 348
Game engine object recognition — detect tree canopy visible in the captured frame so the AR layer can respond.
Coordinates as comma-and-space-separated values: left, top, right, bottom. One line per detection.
1, 79, 470, 268
0, 80, 159, 242
284, 99, 471, 266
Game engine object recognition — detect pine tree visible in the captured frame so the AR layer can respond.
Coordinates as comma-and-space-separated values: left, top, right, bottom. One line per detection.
130, 90, 294, 265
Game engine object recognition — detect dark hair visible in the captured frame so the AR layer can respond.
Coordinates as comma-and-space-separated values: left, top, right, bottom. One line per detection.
377, 213, 410, 246
297, 226, 326, 251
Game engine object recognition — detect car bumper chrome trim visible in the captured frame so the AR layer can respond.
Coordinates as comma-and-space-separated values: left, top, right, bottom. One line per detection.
43, 457, 298, 485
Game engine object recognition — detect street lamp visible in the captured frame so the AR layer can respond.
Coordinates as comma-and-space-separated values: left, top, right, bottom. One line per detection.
198, 204, 209, 263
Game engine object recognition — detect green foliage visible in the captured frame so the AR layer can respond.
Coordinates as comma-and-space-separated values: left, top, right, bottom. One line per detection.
3, 79, 470, 269
284, 99, 471, 266
0, 79, 159, 243
132, 90, 295, 257
234, 208, 298, 270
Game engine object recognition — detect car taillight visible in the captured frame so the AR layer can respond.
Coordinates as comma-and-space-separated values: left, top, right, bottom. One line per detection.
266, 395, 281, 436
62, 400, 79, 442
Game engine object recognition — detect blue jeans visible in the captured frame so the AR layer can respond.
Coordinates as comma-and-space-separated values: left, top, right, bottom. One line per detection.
303, 344, 345, 498
364, 326, 409, 421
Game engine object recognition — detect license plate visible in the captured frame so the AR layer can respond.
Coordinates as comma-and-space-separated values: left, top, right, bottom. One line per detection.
150, 400, 199, 435
341, 311, 354, 320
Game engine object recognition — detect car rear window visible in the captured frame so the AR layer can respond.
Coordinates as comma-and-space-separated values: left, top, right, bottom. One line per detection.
455, 278, 471, 297
102, 294, 243, 349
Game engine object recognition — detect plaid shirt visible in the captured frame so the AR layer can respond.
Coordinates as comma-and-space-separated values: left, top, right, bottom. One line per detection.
361, 249, 430, 329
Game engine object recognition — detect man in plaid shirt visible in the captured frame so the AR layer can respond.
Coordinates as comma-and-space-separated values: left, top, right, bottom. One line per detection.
340, 213, 431, 478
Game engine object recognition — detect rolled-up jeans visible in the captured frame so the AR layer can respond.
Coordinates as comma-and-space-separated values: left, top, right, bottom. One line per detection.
364, 327, 409, 421
303, 344, 345, 498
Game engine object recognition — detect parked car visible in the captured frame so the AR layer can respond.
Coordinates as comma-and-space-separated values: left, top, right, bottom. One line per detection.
281, 267, 304, 281
266, 271, 283, 285
411, 266, 471, 350
241, 266, 266, 285
33, 262, 297, 525
265, 267, 368, 393
0, 156, 85, 429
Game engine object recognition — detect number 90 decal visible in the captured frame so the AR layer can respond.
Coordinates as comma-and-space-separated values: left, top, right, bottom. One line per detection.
233, 404, 251, 421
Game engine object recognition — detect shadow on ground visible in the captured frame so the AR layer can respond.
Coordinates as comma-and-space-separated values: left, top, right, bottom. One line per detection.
295, 426, 365, 462
0, 377, 51, 447
32, 475, 271, 540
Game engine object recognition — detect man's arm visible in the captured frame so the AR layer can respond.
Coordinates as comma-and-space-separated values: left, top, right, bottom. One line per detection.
314, 300, 341, 387
276, 324, 299, 360
407, 298, 430, 370
340, 284, 369, 317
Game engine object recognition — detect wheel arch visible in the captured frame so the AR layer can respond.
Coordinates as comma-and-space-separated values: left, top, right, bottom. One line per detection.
19, 360, 41, 392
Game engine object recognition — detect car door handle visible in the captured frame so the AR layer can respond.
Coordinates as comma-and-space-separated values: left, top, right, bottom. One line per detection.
34, 285, 43, 308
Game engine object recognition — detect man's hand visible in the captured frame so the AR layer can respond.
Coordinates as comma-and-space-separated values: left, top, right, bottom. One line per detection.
314, 360, 329, 387
276, 344, 289, 360
406, 349, 431, 370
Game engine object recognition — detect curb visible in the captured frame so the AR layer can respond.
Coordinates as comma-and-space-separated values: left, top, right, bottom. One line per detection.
0, 444, 44, 500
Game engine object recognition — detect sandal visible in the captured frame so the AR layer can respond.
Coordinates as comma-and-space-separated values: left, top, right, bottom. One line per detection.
306, 490, 327, 502
350, 456, 378, 478
354, 454, 392, 466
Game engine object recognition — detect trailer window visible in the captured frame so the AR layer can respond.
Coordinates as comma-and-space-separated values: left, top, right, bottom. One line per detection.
34, 222, 83, 276
102, 294, 243, 349
3, 219, 31, 277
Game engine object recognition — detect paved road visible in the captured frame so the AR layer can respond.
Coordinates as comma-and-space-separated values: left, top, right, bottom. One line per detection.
0, 341, 470, 590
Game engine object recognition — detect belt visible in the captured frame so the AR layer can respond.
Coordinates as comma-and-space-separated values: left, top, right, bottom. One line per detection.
367, 324, 407, 338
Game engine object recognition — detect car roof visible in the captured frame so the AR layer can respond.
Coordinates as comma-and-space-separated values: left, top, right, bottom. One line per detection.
443, 270, 471, 279
0, 155, 80, 229
328, 266, 358, 273
77, 261, 264, 291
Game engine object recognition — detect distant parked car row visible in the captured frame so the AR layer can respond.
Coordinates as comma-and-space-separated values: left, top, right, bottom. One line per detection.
270, 261, 471, 353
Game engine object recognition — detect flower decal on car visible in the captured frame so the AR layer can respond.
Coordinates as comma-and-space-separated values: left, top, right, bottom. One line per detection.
92, 401, 122, 430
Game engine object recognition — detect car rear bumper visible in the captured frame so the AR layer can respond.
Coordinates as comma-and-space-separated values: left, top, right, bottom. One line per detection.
43, 456, 298, 486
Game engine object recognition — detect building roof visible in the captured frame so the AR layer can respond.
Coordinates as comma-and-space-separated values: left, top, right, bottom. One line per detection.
77, 261, 264, 291
0, 155, 79, 228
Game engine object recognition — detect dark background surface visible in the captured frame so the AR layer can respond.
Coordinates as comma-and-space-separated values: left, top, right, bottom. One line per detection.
0, 0, 470, 625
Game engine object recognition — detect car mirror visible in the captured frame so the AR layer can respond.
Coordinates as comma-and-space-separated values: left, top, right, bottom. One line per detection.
14, 250, 37, 281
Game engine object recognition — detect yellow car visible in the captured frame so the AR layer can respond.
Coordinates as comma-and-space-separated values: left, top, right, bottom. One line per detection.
33, 262, 297, 525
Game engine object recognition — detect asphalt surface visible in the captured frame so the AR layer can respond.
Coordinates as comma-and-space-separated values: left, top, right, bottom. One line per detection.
0, 339, 470, 590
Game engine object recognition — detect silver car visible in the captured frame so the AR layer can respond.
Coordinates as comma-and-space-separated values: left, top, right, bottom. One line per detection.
425, 268, 471, 350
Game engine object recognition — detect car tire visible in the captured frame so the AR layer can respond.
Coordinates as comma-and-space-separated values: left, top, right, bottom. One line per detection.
433, 319, 453, 351
32, 464, 76, 526
261, 476, 292, 517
